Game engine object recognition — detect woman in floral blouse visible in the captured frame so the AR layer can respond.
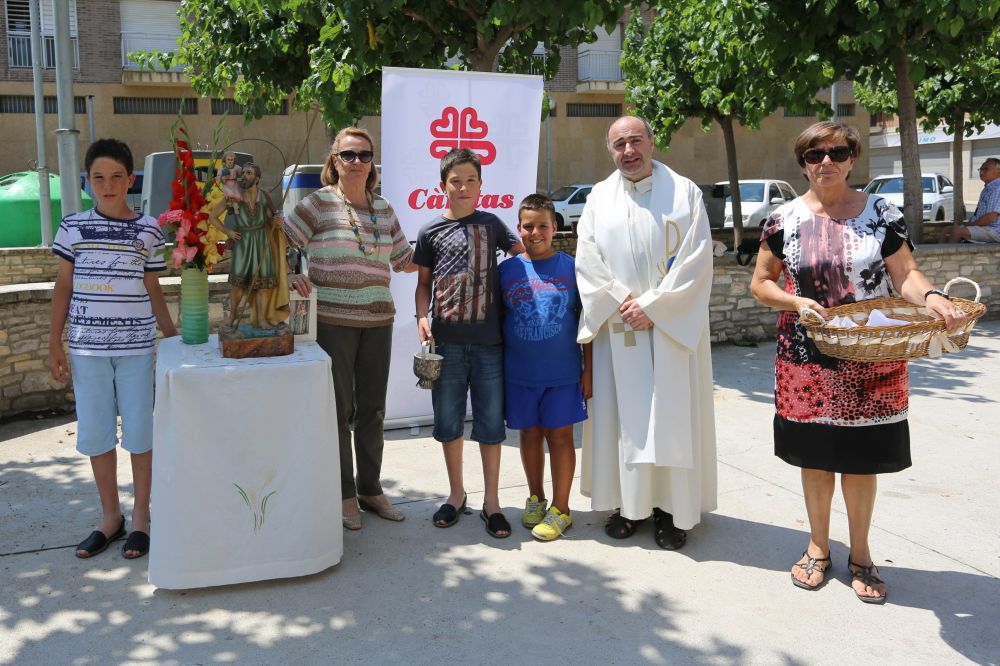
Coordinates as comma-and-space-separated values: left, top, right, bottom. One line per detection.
750, 121, 965, 604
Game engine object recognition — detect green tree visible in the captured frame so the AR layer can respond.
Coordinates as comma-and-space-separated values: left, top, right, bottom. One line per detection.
136, 0, 627, 128
854, 29, 1000, 223
775, 0, 1000, 242
621, 2, 834, 247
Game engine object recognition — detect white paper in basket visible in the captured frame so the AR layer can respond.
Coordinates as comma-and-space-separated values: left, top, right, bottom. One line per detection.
865, 309, 909, 327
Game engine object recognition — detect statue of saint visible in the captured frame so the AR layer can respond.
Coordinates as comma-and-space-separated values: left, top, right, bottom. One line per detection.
216, 152, 244, 205
208, 162, 289, 329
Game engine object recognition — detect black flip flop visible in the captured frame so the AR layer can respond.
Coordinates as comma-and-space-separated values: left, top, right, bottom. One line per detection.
791, 550, 833, 590
480, 509, 511, 539
849, 560, 887, 604
75, 516, 126, 559
433, 493, 467, 528
121, 530, 150, 559
605, 511, 644, 539
652, 508, 687, 550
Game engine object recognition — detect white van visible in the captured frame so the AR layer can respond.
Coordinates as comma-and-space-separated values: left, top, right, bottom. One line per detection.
863, 173, 954, 221
719, 179, 798, 228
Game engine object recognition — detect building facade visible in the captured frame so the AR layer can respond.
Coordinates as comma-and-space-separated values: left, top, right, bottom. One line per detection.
2, 1, 868, 203
1, 0, 329, 194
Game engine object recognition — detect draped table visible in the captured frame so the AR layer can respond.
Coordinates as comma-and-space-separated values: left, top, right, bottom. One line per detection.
149, 336, 341, 589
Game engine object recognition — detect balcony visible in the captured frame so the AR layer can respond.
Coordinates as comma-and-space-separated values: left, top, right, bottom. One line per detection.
121, 32, 186, 85
576, 49, 623, 94
7, 33, 79, 69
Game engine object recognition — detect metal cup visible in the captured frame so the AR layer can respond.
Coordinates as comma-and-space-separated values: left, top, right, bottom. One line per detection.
413, 342, 444, 389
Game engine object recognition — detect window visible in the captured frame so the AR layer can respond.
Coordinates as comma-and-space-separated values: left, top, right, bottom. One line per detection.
727, 183, 765, 203
565, 103, 621, 118
779, 183, 796, 200
0, 94, 85, 113
768, 184, 781, 202
113, 97, 197, 115
865, 177, 935, 194
5, 0, 79, 68
569, 187, 591, 204
211, 98, 288, 116
836, 103, 855, 117
783, 108, 814, 118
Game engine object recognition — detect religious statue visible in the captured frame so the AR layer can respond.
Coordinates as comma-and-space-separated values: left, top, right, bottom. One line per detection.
208, 162, 291, 345
217, 152, 244, 206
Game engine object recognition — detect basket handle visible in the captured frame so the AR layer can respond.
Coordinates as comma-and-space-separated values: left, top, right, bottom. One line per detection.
798, 307, 826, 325
421, 341, 436, 357
943, 277, 981, 303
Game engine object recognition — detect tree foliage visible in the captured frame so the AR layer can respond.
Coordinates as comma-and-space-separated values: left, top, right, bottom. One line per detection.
135, 0, 627, 128
621, 1, 836, 246
774, 0, 1000, 241
853, 27, 1000, 221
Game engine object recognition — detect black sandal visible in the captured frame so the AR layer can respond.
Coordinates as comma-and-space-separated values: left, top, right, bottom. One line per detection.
791, 550, 833, 590
652, 509, 687, 550
480, 509, 511, 539
75, 516, 126, 559
433, 494, 467, 528
849, 560, 887, 604
121, 530, 150, 559
604, 511, 644, 539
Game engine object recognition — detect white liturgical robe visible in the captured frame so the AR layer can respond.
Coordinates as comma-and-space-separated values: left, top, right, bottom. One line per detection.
575, 161, 717, 528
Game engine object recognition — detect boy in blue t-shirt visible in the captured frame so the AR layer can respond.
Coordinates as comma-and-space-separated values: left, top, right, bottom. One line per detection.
499, 194, 592, 541
49, 138, 177, 560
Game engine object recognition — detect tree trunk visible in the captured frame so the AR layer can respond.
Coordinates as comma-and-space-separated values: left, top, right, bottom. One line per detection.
893, 51, 923, 243
469, 47, 500, 72
718, 115, 744, 248
952, 110, 966, 224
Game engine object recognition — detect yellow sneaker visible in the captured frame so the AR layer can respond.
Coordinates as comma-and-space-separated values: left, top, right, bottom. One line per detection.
521, 495, 548, 528
531, 507, 572, 541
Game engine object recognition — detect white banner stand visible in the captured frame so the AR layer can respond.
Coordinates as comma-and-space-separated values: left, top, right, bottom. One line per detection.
380, 67, 543, 429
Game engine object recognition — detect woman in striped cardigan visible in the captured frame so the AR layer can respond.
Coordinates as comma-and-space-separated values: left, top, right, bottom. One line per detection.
284, 127, 417, 531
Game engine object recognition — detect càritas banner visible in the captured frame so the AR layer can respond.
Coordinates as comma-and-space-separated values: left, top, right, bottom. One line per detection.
381, 67, 543, 427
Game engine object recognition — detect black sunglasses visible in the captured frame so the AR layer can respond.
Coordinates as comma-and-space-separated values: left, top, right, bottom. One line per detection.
337, 150, 375, 164
802, 146, 853, 165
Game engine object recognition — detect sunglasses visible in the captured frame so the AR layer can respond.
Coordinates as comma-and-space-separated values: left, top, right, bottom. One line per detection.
337, 150, 374, 164
802, 146, 853, 165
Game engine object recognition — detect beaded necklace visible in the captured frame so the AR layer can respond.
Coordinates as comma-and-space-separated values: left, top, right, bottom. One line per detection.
335, 187, 380, 256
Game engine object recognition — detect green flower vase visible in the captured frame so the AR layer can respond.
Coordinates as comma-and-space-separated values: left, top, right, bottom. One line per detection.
180, 266, 209, 345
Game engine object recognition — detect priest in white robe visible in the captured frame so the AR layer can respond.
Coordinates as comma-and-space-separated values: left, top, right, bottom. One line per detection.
575, 115, 717, 549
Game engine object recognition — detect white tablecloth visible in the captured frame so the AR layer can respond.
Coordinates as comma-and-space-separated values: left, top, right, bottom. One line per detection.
150, 336, 342, 589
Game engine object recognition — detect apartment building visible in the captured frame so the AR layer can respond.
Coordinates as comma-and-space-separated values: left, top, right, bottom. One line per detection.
0, 0, 328, 192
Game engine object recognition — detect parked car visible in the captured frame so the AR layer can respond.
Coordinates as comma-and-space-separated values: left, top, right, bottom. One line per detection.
718, 179, 798, 228
862, 173, 954, 221
549, 183, 592, 231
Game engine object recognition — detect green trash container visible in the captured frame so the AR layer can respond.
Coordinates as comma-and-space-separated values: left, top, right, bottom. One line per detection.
0, 171, 93, 247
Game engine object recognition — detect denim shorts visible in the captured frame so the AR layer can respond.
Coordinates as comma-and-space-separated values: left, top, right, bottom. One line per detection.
505, 382, 588, 430
72, 353, 154, 457
431, 343, 506, 444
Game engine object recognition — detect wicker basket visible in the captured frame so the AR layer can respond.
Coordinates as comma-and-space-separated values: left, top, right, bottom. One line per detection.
798, 277, 987, 362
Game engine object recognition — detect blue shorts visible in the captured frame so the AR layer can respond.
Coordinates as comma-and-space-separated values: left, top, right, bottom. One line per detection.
505, 382, 588, 430
72, 353, 155, 457
431, 343, 506, 444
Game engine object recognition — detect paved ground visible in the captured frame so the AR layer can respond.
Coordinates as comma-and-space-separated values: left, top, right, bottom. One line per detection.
2, 321, 998, 665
